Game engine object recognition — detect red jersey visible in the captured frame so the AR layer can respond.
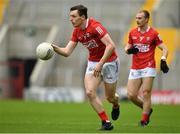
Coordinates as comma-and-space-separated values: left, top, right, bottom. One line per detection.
128, 26, 163, 69
71, 18, 117, 62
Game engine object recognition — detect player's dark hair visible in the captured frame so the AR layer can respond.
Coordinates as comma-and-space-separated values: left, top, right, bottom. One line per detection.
70, 5, 88, 19
140, 10, 150, 19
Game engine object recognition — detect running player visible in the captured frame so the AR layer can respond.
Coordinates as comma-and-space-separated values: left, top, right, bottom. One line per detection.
51, 5, 120, 130
125, 10, 169, 126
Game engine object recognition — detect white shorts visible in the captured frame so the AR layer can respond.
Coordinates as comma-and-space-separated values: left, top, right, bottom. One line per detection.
128, 67, 157, 79
86, 58, 120, 83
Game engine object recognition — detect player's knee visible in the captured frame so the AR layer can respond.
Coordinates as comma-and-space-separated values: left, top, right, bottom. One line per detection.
127, 92, 137, 100
106, 96, 115, 103
86, 90, 96, 100
143, 90, 151, 97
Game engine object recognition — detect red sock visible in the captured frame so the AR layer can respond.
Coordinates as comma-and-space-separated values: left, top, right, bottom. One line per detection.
98, 111, 109, 121
141, 112, 149, 121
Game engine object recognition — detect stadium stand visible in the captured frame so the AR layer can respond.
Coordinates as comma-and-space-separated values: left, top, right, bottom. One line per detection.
0, 0, 8, 24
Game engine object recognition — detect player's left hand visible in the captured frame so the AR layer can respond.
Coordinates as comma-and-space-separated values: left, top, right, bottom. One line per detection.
160, 60, 169, 73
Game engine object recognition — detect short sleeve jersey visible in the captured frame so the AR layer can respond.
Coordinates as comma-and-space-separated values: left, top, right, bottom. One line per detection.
128, 26, 163, 69
71, 18, 117, 62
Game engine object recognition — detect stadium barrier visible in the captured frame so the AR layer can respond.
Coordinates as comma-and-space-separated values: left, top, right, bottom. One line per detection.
117, 87, 180, 104
24, 86, 84, 102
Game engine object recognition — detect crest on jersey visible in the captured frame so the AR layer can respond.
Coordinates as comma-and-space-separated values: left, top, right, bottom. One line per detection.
146, 37, 150, 41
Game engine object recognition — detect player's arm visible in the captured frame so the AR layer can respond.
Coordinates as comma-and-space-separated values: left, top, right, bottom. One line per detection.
51, 41, 77, 57
158, 43, 169, 73
94, 34, 115, 77
157, 43, 168, 59
100, 34, 116, 64
125, 44, 132, 53
125, 32, 138, 54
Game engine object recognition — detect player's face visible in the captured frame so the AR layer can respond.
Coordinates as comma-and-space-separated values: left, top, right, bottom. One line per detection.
69, 10, 85, 28
136, 12, 148, 27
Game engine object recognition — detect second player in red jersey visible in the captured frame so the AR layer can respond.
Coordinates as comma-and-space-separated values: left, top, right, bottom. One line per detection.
125, 10, 169, 127
128, 26, 163, 69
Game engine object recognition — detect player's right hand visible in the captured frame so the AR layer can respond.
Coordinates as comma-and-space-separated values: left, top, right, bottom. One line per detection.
93, 62, 103, 77
160, 60, 169, 73
51, 44, 60, 53
127, 46, 139, 54
51, 44, 57, 49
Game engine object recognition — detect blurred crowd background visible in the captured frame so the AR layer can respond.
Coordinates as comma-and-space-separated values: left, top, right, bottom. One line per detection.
0, 0, 179, 104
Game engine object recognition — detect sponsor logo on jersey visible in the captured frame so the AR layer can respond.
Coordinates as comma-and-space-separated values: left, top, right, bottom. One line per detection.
135, 44, 150, 52
83, 39, 98, 49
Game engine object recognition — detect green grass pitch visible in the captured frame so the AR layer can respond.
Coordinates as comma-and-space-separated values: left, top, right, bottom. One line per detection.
0, 100, 180, 133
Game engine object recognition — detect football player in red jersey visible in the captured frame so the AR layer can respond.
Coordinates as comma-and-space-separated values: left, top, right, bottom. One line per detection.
51, 5, 120, 130
125, 10, 169, 126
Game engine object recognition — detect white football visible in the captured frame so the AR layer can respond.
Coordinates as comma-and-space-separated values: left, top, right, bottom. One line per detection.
36, 42, 54, 60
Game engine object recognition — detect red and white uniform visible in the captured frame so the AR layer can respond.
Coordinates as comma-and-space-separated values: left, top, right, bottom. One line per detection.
71, 17, 117, 62
128, 26, 163, 69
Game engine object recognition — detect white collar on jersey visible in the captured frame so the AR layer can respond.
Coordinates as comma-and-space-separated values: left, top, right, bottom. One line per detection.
138, 26, 150, 32
85, 18, 89, 28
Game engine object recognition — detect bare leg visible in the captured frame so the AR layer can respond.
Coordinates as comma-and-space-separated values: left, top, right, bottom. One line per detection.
84, 74, 114, 130
84, 74, 104, 113
127, 78, 143, 109
137, 77, 154, 126
104, 81, 119, 106
104, 81, 120, 120
141, 77, 154, 113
